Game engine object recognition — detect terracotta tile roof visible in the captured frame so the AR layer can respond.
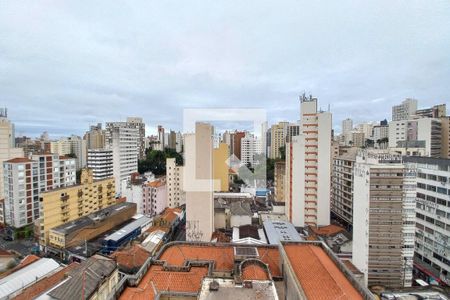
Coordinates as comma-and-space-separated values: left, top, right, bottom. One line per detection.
13, 263, 79, 300
158, 244, 281, 277
0, 249, 13, 256
110, 245, 150, 273
241, 263, 270, 281
283, 244, 363, 300
120, 265, 208, 300
147, 179, 165, 188
160, 244, 235, 271
4, 157, 33, 163
310, 224, 345, 237
159, 207, 182, 224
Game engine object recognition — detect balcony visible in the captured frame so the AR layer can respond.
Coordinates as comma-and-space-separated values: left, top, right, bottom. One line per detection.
60, 195, 69, 201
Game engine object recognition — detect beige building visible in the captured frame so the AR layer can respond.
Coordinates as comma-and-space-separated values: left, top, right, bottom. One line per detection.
213, 143, 229, 192
39, 168, 115, 247
351, 131, 365, 148
0, 109, 24, 200
353, 150, 416, 288
166, 158, 184, 208
274, 161, 285, 202
270, 121, 289, 159
84, 123, 106, 150
185, 123, 214, 242
47, 202, 135, 250
285, 94, 332, 227
441, 116, 450, 158
331, 148, 358, 230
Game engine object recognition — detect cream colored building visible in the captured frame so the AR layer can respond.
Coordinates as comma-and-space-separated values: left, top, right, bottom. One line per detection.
441, 116, 450, 158
185, 123, 214, 242
270, 121, 289, 159
0, 109, 24, 200
213, 143, 229, 192
84, 123, 106, 150
166, 158, 184, 208
353, 150, 416, 288
285, 94, 332, 227
39, 168, 115, 247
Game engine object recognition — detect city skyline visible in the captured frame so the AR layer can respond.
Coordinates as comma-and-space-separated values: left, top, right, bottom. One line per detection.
1, 1, 450, 137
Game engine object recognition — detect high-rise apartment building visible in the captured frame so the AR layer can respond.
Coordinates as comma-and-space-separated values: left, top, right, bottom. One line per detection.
175, 131, 183, 153
330, 148, 358, 231
392, 98, 418, 121
230, 131, 245, 160
351, 131, 365, 148
285, 94, 332, 227
403, 156, 450, 286
126, 117, 145, 160
389, 118, 442, 157
166, 158, 184, 208
51, 135, 87, 170
441, 117, 450, 159
240, 133, 261, 167
389, 120, 408, 148
87, 149, 113, 180
155, 125, 165, 151
286, 123, 300, 143
3, 154, 76, 229
353, 151, 415, 288
270, 122, 289, 159
373, 124, 389, 144
106, 122, 139, 193
409, 118, 442, 158
84, 123, 106, 150
167, 130, 177, 150
415, 104, 447, 119
185, 123, 214, 242
39, 168, 115, 249
342, 118, 353, 134
0, 109, 24, 200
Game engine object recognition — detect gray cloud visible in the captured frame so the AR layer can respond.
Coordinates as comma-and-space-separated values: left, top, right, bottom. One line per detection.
1, 0, 449, 137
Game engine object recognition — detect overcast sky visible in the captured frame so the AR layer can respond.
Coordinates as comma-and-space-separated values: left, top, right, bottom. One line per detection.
1, 1, 449, 138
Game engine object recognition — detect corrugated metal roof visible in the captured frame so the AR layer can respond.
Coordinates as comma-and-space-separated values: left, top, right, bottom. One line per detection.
0, 258, 60, 299
263, 220, 303, 244
104, 215, 151, 242
48, 255, 116, 300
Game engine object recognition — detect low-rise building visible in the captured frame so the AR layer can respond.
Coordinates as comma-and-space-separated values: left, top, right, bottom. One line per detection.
263, 220, 302, 245
47, 202, 136, 253
48, 255, 119, 300
39, 168, 116, 248
0, 257, 61, 299
143, 178, 167, 216
118, 241, 373, 299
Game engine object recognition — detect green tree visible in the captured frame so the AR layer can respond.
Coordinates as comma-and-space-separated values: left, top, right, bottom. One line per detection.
138, 149, 184, 175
